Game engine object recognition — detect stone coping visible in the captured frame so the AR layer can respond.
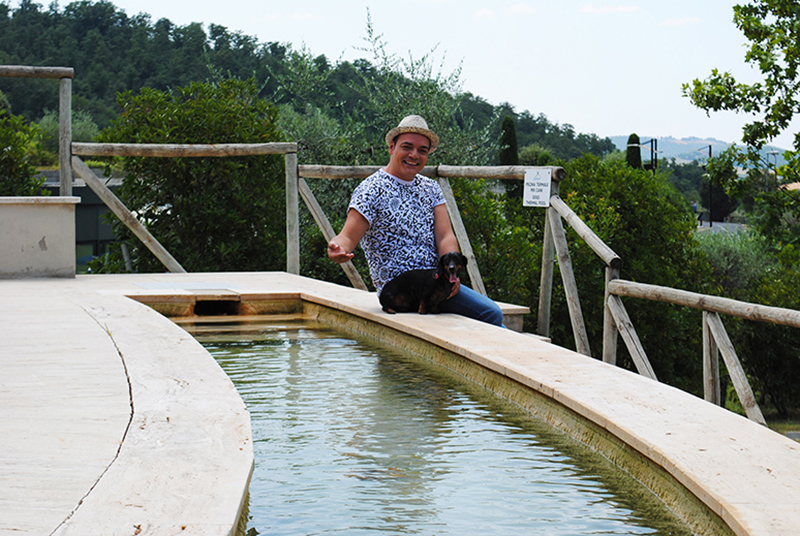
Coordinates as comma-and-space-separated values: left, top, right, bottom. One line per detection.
2, 271, 799, 535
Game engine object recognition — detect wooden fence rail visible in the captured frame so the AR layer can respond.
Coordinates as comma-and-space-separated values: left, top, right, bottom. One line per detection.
72, 142, 298, 158
542, 187, 800, 425
3, 63, 786, 425
1, 65, 73, 195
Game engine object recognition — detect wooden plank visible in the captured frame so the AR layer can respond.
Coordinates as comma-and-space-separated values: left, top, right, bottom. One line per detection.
703, 312, 722, 406
537, 203, 555, 337
72, 142, 298, 158
438, 177, 487, 296
284, 152, 300, 275
603, 265, 620, 365
58, 77, 72, 196
0, 65, 74, 79
297, 164, 566, 182
437, 165, 567, 181
607, 295, 658, 380
549, 208, 591, 356
705, 312, 767, 425
550, 195, 622, 269
71, 156, 187, 273
297, 178, 368, 291
608, 279, 800, 328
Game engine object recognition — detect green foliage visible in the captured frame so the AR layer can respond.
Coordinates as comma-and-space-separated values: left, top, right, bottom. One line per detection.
684, 1, 800, 239
695, 230, 775, 297
94, 78, 285, 273
519, 143, 555, 166
625, 133, 642, 169
659, 158, 704, 203
0, 89, 10, 114
683, 1, 800, 155
0, 111, 48, 196
38, 109, 100, 153
701, 152, 739, 222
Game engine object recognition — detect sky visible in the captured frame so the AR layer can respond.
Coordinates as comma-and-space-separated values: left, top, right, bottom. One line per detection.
10, 0, 798, 150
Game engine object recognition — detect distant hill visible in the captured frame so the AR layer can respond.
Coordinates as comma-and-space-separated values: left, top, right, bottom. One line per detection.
609, 135, 788, 165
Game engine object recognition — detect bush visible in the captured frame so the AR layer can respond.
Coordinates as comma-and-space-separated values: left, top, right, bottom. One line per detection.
38, 109, 100, 154
94, 78, 285, 273
0, 111, 48, 196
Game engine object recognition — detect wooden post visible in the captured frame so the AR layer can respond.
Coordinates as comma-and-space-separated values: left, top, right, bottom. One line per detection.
537, 180, 560, 338
603, 265, 620, 365
548, 208, 591, 356
703, 311, 721, 405
58, 77, 72, 196
298, 178, 367, 291
607, 295, 657, 380
705, 312, 766, 425
438, 177, 487, 296
285, 152, 299, 275
71, 156, 187, 273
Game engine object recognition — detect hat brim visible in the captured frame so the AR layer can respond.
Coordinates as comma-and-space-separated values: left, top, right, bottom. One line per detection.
385, 126, 440, 153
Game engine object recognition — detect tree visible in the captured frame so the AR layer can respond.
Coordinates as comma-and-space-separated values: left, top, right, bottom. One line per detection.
500, 115, 521, 198
499, 115, 519, 165
684, 1, 800, 159
0, 111, 48, 196
94, 78, 285, 273
701, 153, 739, 222
625, 133, 642, 169
683, 1, 800, 241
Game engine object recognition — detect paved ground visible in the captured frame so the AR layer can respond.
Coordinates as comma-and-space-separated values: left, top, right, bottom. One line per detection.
2, 272, 800, 536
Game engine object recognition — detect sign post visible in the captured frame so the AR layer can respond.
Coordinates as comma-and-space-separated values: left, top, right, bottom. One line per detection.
523, 168, 552, 207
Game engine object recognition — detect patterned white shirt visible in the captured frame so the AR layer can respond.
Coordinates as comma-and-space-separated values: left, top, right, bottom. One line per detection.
349, 169, 446, 295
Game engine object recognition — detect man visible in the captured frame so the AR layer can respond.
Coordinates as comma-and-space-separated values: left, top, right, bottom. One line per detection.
328, 115, 504, 327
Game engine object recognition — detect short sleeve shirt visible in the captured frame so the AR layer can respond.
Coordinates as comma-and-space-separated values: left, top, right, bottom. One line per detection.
349, 169, 446, 295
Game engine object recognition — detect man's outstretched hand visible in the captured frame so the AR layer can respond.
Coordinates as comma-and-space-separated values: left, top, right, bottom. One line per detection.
327, 240, 354, 264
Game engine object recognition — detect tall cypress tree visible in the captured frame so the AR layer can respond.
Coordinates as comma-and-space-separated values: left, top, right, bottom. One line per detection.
499, 115, 519, 165
626, 133, 642, 169
500, 115, 522, 198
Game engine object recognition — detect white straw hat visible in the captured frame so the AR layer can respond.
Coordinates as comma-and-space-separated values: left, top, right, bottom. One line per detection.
385, 115, 440, 153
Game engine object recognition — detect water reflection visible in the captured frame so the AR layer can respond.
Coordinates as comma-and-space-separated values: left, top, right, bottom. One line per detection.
192, 320, 690, 536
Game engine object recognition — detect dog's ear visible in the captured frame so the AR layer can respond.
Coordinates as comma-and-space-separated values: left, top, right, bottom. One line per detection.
460, 252, 468, 266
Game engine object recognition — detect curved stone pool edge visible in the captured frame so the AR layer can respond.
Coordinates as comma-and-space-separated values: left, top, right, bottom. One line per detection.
3, 271, 800, 535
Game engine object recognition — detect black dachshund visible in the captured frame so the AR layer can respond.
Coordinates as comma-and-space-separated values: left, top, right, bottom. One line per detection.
379, 252, 467, 314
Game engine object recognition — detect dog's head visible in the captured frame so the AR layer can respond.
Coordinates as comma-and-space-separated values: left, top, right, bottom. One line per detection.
439, 252, 467, 283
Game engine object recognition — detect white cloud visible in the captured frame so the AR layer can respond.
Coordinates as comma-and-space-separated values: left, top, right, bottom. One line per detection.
289, 12, 322, 21
507, 3, 537, 15
660, 16, 700, 27
580, 4, 639, 14
473, 7, 496, 19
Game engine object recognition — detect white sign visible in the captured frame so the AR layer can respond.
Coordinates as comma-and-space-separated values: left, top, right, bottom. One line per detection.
523, 168, 552, 207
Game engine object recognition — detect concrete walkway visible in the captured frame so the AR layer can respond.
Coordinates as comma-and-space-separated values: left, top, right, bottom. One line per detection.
2, 272, 800, 535
1, 275, 253, 535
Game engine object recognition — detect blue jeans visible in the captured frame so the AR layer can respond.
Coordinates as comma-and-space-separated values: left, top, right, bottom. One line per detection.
437, 285, 506, 328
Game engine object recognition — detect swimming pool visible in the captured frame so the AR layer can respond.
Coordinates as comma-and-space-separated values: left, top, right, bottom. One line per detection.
189, 319, 691, 535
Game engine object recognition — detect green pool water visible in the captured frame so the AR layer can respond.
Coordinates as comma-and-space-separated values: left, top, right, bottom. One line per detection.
189, 319, 691, 536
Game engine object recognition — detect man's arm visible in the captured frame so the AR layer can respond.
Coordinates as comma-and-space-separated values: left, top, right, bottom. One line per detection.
433, 204, 459, 255
433, 204, 461, 298
328, 208, 369, 263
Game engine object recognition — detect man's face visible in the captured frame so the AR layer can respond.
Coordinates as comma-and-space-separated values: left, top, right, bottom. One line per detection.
386, 132, 431, 181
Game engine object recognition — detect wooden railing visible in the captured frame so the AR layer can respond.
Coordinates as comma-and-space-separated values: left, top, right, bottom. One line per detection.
538, 172, 800, 426
9, 64, 791, 425
0, 65, 74, 195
